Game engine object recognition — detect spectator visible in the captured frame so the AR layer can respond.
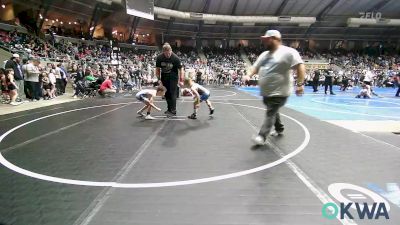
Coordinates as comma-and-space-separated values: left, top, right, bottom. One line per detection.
72, 66, 84, 98
59, 63, 68, 94
196, 69, 202, 84
41, 73, 54, 100
84, 69, 96, 81
3, 68, 21, 105
395, 73, 400, 97
312, 70, 320, 92
21, 58, 31, 100
99, 75, 116, 97
53, 64, 64, 95
5, 54, 25, 101
1, 69, 10, 103
48, 70, 57, 98
324, 68, 335, 95
25, 58, 41, 101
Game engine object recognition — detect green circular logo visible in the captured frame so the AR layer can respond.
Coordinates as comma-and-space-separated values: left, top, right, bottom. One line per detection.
322, 203, 338, 220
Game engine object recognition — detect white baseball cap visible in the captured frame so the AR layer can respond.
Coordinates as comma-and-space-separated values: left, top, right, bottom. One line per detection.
12, 53, 20, 58
261, 30, 282, 39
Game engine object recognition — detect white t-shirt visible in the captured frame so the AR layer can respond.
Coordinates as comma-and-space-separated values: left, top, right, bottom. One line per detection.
54, 67, 62, 79
253, 45, 303, 97
25, 63, 40, 82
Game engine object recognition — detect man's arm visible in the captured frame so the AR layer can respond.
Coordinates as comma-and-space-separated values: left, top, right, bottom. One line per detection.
293, 63, 306, 96
244, 52, 266, 81
156, 67, 161, 80
294, 63, 306, 84
247, 66, 259, 77
179, 67, 184, 84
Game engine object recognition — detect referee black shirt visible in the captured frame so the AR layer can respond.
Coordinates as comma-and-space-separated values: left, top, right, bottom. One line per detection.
155, 52, 182, 80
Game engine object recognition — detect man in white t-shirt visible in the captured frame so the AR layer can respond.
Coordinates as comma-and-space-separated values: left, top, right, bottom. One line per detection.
243, 30, 305, 145
25, 58, 41, 101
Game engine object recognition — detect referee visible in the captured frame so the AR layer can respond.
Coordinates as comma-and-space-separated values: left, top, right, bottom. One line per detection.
156, 43, 184, 116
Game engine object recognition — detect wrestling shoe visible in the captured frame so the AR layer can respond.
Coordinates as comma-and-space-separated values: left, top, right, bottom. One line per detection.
251, 135, 266, 146
209, 108, 215, 115
145, 115, 155, 120
270, 130, 283, 137
137, 110, 146, 117
188, 113, 197, 119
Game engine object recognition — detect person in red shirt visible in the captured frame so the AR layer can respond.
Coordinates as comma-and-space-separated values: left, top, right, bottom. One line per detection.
99, 75, 116, 97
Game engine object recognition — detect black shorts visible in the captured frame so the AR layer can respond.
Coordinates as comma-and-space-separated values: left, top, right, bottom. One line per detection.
7, 84, 16, 91
43, 83, 52, 90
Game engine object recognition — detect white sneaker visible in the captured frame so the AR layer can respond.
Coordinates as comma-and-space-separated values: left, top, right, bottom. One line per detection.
270, 130, 283, 137
73, 96, 78, 99
137, 111, 146, 117
252, 135, 265, 145
145, 115, 155, 120
10, 101, 21, 106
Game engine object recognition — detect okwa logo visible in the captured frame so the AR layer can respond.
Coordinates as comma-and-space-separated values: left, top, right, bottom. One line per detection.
322, 183, 390, 220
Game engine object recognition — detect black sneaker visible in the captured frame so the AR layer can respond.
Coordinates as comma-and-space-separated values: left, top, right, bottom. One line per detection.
165, 111, 176, 117
188, 113, 197, 119
209, 108, 214, 115
330, 92, 336, 95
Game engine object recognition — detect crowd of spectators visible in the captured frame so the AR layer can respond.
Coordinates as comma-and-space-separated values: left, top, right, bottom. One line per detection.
1, 27, 400, 107
202, 47, 246, 86
303, 52, 400, 91
0, 28, 60, 60
1, 54, 70, 105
